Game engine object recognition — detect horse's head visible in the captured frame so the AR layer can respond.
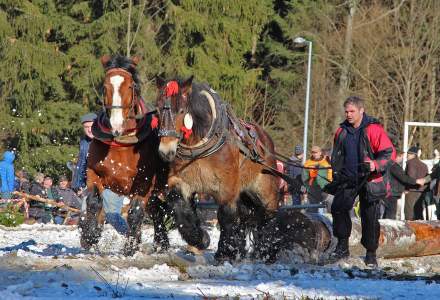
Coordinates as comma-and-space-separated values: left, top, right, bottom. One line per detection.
100, 55, 143, 137
155, 76, 195, 161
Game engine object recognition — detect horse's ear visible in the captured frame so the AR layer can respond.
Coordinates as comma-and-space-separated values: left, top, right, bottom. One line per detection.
155, 75, 166, 89
100, 55, 111, 67
182, 75, 194, 96
131, 56, 141, 66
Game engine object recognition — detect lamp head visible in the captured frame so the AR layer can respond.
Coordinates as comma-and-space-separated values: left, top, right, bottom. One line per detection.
294, 37, 307, 44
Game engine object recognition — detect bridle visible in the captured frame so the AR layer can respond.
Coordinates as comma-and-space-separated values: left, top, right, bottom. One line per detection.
102, 68, 144, 120
156, 82, 187, 139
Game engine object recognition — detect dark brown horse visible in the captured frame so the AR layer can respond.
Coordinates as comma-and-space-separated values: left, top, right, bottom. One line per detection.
155, 77, 281, 262
79, 55, 169, 255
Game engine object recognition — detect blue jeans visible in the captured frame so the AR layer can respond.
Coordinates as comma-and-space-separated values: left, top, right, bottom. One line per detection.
101, 189, 128, 235
54, 216, 64, 225
81, 189, 129, 235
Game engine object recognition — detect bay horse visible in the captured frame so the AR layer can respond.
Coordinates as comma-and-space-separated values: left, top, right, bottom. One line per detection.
155, 77, 281, 262
79, 55, 169, 255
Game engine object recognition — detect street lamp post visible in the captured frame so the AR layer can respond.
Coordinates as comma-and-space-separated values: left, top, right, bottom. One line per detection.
294, 37, 312, 164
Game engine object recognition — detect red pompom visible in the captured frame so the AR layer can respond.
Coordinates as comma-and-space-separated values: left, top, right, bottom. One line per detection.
165, 81, 179, 97
180, 126, 192, 139
151, 116, 159, 129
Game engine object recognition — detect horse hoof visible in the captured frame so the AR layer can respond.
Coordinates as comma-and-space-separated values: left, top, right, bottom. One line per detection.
198, 229, 210, 250
80, 238, 93, 251
123, 245, 138, 256
152, 242, 169, 253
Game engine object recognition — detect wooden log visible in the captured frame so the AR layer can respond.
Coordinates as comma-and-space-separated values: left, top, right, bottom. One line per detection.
277, 209, 440, 258
350, 219, 440, 258
12, 191, 81, 213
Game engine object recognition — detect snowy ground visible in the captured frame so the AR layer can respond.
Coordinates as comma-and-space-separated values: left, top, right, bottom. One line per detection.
0, 223, 439, 300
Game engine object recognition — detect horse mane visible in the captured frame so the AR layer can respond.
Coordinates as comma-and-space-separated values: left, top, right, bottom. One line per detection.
187, 82, 216, 138
103, 55, 141, 93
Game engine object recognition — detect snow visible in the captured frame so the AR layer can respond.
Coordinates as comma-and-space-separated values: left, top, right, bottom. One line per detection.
0, 223, 439, 299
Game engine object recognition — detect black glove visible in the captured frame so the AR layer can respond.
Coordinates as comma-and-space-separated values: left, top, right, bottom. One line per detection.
323, 180, 342, 195
431, 164, 440, 179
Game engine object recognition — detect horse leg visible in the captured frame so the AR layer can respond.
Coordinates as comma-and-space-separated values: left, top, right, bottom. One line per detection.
236, 200, 253, 259
252, 174, 281, 263
167, 189, 210, 250
215, 204, 242, 262
252, 215, 280, 263
123, 197, 146, 256
146, 195, 171, 252
79, 186, 104, 250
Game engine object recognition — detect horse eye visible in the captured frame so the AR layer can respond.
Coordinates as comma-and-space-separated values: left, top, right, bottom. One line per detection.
179, 109, 184, 114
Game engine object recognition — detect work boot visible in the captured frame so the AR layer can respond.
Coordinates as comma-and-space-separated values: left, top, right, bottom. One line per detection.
328, 238, 350, 262
364, 250, 378, 267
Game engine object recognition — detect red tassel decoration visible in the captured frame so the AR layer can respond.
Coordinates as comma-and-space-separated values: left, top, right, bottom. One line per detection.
151, 116, 159, 129
180, 126, 193, 139
165, 81, 179, 97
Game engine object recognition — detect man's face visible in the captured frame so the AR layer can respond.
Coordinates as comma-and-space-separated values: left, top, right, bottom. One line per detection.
43, 179, 53, 189
395, 154, 404, 163
83, 121, 94, 139
312, 149, 322, 160
59, 180, 68, 189
344, 104, 364, 127
407, 153, 416, 160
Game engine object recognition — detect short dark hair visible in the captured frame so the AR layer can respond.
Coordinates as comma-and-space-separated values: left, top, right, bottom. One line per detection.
43, 176, 52, 181
343, 96, 364, 109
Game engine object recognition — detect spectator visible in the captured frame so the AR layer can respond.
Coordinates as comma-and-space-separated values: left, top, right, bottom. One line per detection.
71, 112, 97, 193
405, 146, 428, 220
0, 151, 16, 201
286, 145, 304, 205
29, 173, 52, 223
276, 160, 288, 205
54, 175, 82, 225
15, 170, 30, 194
385, 150, 425, 219
302, 146, 332, 212
43, 176, 58, 200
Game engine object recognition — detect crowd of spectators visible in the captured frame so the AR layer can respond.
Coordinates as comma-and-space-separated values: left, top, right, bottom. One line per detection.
0, 166, 82, 225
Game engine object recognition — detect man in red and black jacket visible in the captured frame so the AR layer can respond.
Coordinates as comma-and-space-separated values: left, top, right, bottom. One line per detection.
329, 96, 395, 266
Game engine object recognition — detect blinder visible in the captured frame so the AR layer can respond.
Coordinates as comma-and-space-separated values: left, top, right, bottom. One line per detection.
157, 98, 182, 139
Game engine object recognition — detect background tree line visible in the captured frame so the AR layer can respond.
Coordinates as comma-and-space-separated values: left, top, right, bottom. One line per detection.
0, 0, 439, 178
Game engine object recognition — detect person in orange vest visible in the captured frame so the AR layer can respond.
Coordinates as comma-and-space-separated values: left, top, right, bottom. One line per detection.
302, 146, 332, 212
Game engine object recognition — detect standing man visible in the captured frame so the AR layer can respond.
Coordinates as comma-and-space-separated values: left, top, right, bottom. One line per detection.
330, 96, 395, 266
404, 146, 428, 220
0, 151, 15, 201
71, 113, 97, 193
286, 145, 305, 205
385, 150, 425, 219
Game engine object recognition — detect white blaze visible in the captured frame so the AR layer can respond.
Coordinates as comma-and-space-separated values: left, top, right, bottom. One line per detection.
109, 75, 125, 134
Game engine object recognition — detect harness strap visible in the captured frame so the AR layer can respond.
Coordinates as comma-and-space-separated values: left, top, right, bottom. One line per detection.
176, 91, 229, 160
